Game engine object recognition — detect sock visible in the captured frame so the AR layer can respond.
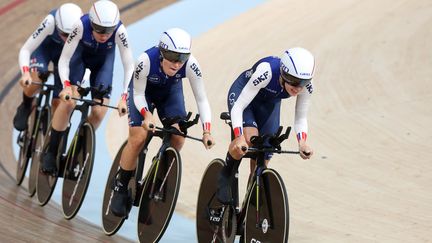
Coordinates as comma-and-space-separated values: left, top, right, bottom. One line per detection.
48, 128, 65, 154
117, 167, 134, 188
22, 93, 34, 107
221, 152, 241, 178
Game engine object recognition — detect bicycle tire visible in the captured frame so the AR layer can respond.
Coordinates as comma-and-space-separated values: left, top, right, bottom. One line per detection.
28, 105, 50, 197
16, 107, 37, 185
137, 147, 181, 243
62, 122, 95, 219
36, 126, 66, 206
101, 140, 128, 236
196, 158, 237, 243
243, 168, 289, 243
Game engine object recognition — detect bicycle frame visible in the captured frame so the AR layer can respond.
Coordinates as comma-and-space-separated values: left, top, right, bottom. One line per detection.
220, 111, 298, 235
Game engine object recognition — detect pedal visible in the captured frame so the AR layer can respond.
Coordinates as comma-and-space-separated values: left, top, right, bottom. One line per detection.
17, 133, 25, 147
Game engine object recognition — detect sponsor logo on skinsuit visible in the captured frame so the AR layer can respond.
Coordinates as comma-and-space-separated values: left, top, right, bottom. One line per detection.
134, 61, 144, 79
190, 63, 202, 77
252, 71, 269, 86
119, 32, 128, 48
67, 28, 79, 44
32, 19, 48, 39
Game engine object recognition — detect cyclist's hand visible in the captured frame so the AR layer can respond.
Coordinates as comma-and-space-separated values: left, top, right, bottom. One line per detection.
230, 135, 248, 158
202, 132, 215, 149
299, 141, 313, 159
59, 86, 73, 102
142, 112, 155, 132
117, 98, 127, 116
19, 72, 32, 88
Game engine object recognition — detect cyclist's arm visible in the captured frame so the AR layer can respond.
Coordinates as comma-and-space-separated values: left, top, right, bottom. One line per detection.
18, 14, 55, 73
58, 21, 83, 87
132, 53, 151, 116
230, 62, 272, 137
294, 82, 313, 142
185, 55, 212, 132
114, 24, 135, 99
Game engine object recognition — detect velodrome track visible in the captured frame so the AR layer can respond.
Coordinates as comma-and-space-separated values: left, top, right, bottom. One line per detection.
2, 0, 432, 242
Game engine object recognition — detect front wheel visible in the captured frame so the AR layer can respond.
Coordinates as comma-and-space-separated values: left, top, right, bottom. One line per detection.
62, 122, 95, 220
137, 147, 181, 243
244, 168, 289, 243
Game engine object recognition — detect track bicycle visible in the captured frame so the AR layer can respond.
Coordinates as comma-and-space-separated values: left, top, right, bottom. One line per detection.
102, 112, 206, 243
36, 85, 118, 220
196, 112, 299, 243
15, 79, 53, 198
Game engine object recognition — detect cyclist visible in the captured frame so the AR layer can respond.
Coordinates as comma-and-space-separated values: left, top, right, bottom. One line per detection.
109, 27, 215, 217
41, 0, 134, 174
217, 47, 315, 204
13, 3, 82, 131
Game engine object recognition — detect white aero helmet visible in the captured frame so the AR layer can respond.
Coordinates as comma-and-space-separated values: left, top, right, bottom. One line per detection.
159, 28, 192, 63
280, 47, 315, 87
55, 3, 82, 35
89, 0, 120, 34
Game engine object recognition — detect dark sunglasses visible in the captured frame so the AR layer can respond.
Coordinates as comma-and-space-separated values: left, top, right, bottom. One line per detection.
280, 70, 311, 87
91, 22, 116, 34
160, 49, 190, 63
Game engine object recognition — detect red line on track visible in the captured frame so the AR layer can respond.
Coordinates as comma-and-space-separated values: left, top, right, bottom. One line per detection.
0, 0, 26, 16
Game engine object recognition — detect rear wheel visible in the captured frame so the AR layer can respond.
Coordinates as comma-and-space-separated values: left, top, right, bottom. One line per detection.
62, 122, 95, 219
243, 168, 289, 243
101, 140, 128, 236
137, 147, 181, 243
28, 105, 50, 196
196, 158, 236, 243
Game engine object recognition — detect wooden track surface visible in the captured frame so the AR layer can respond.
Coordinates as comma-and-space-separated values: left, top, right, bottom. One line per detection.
0, 0, 174, 241
2, 0, 432, 242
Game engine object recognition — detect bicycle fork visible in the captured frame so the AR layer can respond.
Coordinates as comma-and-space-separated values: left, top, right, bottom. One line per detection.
149, 154, 175, 202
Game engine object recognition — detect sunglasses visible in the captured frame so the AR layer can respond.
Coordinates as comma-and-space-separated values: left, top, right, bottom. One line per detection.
280, 70, 311, 87
91, 22, 116, 34
160, 49, 190, 63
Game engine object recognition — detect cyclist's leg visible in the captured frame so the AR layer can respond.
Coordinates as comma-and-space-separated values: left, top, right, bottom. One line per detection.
50, 64, 65, 114
41, 85, 78, 174
110, 91, 148, 217
41, 52, 83, 174
87, 51, 114, 130
14, 48, 49, 131
157, 82, 187, 151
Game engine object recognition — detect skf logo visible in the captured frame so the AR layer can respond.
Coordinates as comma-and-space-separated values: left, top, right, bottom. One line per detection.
32, 19, 48, 39
67, 28, 78, 44
252, 71, 269, 86
135, 61, 144, 79
119, 33, 128, 48
306, 82, 313, 94
190, 63, 202, 77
